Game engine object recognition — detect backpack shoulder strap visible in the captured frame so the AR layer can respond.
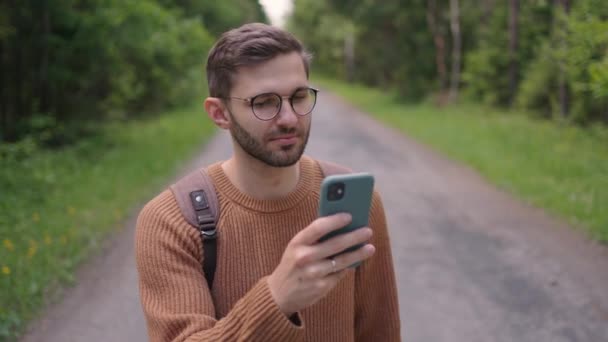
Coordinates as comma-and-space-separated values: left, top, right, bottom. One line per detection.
167, 159, 350, 290
169, 168, 219, 288
317, 159, 353, 177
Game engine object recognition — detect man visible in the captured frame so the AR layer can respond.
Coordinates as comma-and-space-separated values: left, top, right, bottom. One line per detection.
135, 23, 400, 341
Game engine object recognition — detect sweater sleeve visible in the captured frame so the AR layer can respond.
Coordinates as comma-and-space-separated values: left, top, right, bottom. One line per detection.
135, 191, 305, 342
354, 191, 401, 341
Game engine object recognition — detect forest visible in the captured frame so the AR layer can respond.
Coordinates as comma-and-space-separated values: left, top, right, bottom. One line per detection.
289, 0, 608, 123
0, 0, 267, 144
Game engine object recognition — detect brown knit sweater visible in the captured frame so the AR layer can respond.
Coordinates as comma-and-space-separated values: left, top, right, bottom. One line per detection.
135, 156, 401, 341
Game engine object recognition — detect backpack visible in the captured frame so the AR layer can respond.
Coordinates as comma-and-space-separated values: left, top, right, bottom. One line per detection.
169, 159, 351, 288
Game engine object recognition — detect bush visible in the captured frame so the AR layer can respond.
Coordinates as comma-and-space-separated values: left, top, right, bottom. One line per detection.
463, 2, 552, 107
67, 1, 214, 119
0, 0, 214, 143
517, 0, 608, 123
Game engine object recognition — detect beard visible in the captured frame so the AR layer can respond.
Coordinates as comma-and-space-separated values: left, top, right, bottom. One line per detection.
229, 114, 310, 168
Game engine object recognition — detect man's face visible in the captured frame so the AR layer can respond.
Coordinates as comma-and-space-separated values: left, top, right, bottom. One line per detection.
225, 52, 312, 167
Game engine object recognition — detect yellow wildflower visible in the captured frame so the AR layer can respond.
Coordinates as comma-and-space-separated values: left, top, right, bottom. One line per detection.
27, 245, 38, 259
44, 235, 52, 245
3, 239, 14, 251
32, 212, 40, 222
2, 266, 10, 275
67, 206, 76, 216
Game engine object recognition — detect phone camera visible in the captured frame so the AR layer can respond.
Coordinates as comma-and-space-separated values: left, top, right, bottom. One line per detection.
327, 182, 345, 201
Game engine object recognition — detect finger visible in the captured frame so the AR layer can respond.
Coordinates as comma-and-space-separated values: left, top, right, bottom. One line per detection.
313, 227, 373, 260
301, 258, 336, 279
322, 266, 350, 285
293, 213, 352, 245
333, 243, 376, 272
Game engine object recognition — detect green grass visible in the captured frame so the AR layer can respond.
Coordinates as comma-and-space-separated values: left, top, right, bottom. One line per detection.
314, 75, 608, 243
0, 104, 216, 340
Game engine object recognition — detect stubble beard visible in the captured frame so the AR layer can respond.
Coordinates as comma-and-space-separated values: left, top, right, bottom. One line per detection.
229, 115, 310, 168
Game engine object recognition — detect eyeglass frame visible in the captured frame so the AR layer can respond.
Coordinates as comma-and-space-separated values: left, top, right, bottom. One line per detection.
221, 87, 319, 121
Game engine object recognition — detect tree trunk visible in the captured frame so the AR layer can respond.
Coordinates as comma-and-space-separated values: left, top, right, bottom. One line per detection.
482, 0, 496, 19
39, 2, 51, 113
12, 3, 23, 141
344, 30, 355, 83
557, 0, 571, 118
448, 0, 461, 103
481, 0, 496, 28
0, 37, 5, 141
427, 0, 448, 102
508, 0, 519, 106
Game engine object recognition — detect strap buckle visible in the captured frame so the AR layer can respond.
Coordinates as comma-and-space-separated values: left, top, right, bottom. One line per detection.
197, 214, 217, 240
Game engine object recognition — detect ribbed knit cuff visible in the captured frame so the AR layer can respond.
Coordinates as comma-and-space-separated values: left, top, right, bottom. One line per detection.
245, 277, 305, 341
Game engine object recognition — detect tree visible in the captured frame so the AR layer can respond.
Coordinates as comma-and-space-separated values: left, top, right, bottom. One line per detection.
556, 0, 571, 118
288, 0, 356, 80
290, 0, 608, 123
508, 0, 519, 106
448, 0, 461, 103
427, 0, 448, 103
517, 0, 608, 122
0, 0, 267, 143
482, 0, 496, 27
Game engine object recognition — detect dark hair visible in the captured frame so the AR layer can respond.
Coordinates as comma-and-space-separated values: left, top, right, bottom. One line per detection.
206, 23, 312, 98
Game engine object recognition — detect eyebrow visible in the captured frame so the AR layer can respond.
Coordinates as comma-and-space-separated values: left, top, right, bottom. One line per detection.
249, 86, 310, 98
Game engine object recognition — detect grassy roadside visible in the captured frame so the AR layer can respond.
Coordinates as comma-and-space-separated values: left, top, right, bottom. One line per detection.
0, 104, 216, 340
313, 75, 608, 243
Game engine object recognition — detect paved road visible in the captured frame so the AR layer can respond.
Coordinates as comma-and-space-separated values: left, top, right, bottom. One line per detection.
21, 90, 608, 341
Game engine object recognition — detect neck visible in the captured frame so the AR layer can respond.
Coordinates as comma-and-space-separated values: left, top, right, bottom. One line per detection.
222, 150, 300, 201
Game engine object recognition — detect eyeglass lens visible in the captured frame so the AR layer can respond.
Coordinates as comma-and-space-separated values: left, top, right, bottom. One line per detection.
252, 88, 316, 120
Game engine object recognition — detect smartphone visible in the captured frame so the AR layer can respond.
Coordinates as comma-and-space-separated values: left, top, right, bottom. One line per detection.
318, 172, 375, 266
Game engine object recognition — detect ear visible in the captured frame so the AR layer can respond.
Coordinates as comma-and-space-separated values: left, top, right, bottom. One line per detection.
204, 97, 230, 129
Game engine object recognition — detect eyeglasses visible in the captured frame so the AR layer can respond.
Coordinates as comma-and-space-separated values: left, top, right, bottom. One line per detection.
224, 87, 319, 121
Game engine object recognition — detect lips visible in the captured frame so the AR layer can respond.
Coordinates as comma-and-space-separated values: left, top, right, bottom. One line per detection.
270, 134, 298, 145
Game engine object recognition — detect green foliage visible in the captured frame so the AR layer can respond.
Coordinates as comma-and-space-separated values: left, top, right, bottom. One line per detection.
288, 0, 355, 79
79, 1, 214, 118
163, 0, 269, 36
462, 22, 510, 106
352, 1, 437, 99
0, 4, 11, 39
515, 41, 558, 118
589, 56, 608, 101
292, 0, 608, 123
518, 0, 608, 122
0, 103, 216, 340
563, 2, 608, 121
0, 0, 266, 143
463, 1, 552, 106
290, 0, 437, 99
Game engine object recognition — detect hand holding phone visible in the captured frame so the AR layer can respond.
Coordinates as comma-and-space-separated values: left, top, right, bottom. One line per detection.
318, 172, 375, 265
268, 212, 375, 317
266, 172, 376, 317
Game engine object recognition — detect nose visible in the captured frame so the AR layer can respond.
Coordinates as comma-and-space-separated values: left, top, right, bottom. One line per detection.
274, 99, 298, 127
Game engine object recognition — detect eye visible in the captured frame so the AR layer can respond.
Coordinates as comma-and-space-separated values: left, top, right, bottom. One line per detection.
252, 94, 280, 108
253, 100, 272, 108
292, 89, 310, 102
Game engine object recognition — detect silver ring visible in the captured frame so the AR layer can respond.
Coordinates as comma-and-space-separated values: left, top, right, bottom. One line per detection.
331, 258, 337, 273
